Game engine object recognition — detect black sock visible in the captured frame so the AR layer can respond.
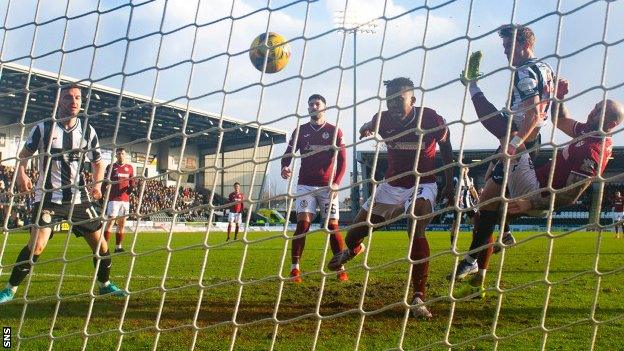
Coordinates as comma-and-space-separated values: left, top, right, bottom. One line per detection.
504, 222, 511, 233
93, 250, 111, 284
9, 246, 39, 287
468, 210, 498, 260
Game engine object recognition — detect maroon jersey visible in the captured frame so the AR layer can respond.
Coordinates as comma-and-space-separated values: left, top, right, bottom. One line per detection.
613, 196, 624, 212
281, 122, 347, 187
536, 122, 612, 190
371, 107, 448, 188
228, 192, 244, 213
106, 163, 134, 202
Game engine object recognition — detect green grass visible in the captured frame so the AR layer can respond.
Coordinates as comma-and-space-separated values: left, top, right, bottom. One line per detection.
1, 229, 623, 350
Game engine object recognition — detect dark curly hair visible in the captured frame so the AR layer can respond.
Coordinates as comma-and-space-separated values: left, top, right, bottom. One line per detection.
383, 77, 415, 90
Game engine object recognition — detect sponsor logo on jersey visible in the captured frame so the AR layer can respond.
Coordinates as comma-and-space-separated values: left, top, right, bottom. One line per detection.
385, 141, 422, 150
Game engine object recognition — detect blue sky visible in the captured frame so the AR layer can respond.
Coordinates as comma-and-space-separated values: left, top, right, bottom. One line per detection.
1, 0, 622, 196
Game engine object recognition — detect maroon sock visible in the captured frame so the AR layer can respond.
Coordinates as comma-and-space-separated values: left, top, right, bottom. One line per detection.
291, 221, 310, 264
328, 222, 345, 255
410, 237, 430, 299
115, 231, 124, 246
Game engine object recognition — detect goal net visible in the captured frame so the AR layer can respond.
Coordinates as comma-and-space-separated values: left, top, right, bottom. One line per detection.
1, 0, 623, 350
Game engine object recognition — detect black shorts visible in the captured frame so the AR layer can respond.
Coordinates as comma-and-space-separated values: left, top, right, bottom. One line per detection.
453, 209, 476, 222
31, 202, 102, 237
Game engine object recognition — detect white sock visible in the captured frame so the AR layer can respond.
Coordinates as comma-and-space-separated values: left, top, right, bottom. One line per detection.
97, 280, 110, 288
291, 263, 299, 270
464, 255, 477, 265
469, 83, 482, 98
116, 244, 122, 249
6, 283, 17, 294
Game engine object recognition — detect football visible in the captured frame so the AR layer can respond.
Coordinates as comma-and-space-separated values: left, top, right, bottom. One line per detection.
249, 32, 291, 73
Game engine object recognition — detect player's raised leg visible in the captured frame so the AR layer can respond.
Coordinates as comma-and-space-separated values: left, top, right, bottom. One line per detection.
328, 207, 377, 271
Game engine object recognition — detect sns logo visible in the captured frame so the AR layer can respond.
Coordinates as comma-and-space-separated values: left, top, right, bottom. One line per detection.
3, 326, 10, 348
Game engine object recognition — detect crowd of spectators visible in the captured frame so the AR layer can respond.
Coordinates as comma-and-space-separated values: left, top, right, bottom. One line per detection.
0, 165, 210, 227
127, 179, 209, 221
0, 165, 37, 228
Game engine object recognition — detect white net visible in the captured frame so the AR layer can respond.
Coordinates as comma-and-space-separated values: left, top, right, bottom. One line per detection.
0, 0, 623, 350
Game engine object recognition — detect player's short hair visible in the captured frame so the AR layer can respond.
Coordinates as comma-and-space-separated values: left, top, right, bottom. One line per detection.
61, 83, 83, 94
115, 147, 126, 153
383, 77, 415, 92
498, 24, 535, 48
233, 182, 240, 186
308, 94, 326, 105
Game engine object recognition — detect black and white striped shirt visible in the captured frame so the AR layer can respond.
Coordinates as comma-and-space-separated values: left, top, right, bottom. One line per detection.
454, 174, 477, 211
24, 119, 101, 205
510, 58, 555, 128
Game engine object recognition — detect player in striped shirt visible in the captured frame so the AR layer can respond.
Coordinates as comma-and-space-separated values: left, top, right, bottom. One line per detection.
449, 168, 479, 247
463, 24, 553, 255
0, 84, 127, 304
452, 93, 623, 298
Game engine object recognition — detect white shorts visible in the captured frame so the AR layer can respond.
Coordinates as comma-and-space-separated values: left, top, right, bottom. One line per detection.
506, 153, 547, 217
614, 212, 624, 222
362, 182, 437, 220
106, 201, 130, 218
295, 185, 339, 220
228, 212, 243, 224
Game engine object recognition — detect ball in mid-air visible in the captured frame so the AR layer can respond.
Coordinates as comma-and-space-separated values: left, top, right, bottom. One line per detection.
249, 32, 290, 73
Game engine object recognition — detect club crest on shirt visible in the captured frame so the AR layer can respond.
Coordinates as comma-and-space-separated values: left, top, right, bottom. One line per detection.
41, 210, 53, 224
300, 200, 308, 208
322, 132, 330, 140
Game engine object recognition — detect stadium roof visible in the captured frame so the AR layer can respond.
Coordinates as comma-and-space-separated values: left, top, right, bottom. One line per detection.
0, 63, 286, 152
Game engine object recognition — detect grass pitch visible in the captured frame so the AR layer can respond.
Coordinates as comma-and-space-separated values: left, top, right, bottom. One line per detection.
1, 229, 623, 350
